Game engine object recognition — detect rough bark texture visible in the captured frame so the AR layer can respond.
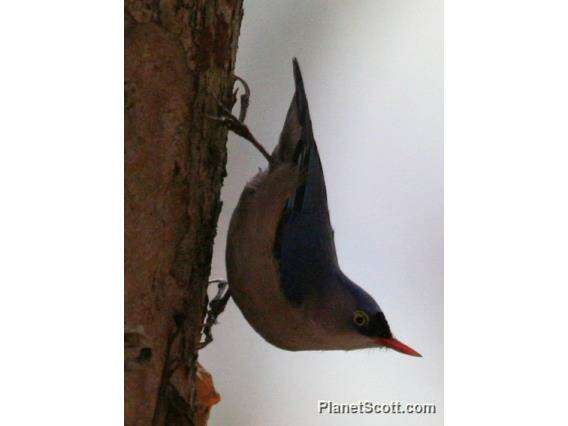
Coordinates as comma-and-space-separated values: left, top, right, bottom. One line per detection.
125, 1, 244, 425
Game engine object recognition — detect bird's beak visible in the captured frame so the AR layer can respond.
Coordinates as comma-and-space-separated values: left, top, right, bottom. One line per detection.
375, 338, 422, 357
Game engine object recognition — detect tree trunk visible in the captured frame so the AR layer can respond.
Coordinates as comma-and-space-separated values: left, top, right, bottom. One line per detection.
124, 1, 244, 425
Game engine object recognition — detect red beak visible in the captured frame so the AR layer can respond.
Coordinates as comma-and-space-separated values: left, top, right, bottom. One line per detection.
375, 338, 422, 357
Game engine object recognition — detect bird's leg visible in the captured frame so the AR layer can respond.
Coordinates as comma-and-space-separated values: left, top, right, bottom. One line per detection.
208, 76, 274, 166
197, 280, 231, 350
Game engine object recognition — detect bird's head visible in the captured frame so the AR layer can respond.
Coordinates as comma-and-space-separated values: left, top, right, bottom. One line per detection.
323, 273, 422, 356
350, 307, 421, 357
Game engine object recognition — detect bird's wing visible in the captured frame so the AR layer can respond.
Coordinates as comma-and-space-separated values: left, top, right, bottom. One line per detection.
273, 59, 339, 305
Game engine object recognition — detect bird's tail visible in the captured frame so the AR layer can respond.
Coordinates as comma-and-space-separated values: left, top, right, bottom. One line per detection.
291, 58, 313, 144
273, 59, 329, 215
273, 58, 315, 165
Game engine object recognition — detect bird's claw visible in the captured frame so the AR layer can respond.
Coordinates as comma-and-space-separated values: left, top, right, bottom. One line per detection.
207, 77, 274, 165
198, 280, 231, 350
233, 75, 250, 122
207, 111, 249, 140
208, 92, 254, 141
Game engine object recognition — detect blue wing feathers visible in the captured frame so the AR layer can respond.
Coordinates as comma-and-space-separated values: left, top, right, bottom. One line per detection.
274, 59, 339, 304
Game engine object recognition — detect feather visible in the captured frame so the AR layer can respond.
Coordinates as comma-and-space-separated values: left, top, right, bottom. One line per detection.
273, 59, 339, 305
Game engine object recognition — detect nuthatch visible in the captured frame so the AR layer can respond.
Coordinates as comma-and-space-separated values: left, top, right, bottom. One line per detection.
213, 59, 420, 356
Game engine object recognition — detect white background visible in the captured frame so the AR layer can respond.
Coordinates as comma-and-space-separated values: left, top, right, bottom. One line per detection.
1, 1, 567, 425
201, 1, 442, 425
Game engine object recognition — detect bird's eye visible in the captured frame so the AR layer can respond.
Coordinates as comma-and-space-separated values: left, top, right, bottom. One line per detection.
353, 310, 370, 327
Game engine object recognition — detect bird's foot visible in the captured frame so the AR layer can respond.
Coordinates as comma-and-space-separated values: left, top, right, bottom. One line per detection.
208, 77, 274, 166
197, 280, 231, 350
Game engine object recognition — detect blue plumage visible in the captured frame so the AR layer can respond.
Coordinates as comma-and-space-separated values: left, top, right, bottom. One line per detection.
224, 59, 421, 355
274, 60, 339, 304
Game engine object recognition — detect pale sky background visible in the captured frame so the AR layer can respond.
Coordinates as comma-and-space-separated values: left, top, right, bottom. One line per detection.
201, 1, 443, 425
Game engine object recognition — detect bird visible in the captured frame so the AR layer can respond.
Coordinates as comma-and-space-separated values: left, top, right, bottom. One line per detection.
216, 58, 420, 356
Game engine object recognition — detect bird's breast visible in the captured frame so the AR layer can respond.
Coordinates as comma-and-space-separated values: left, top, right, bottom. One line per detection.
226, 164, 321, 350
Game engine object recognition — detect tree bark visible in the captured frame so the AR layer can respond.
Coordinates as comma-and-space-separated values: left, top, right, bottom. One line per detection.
125, 1, 244, 425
